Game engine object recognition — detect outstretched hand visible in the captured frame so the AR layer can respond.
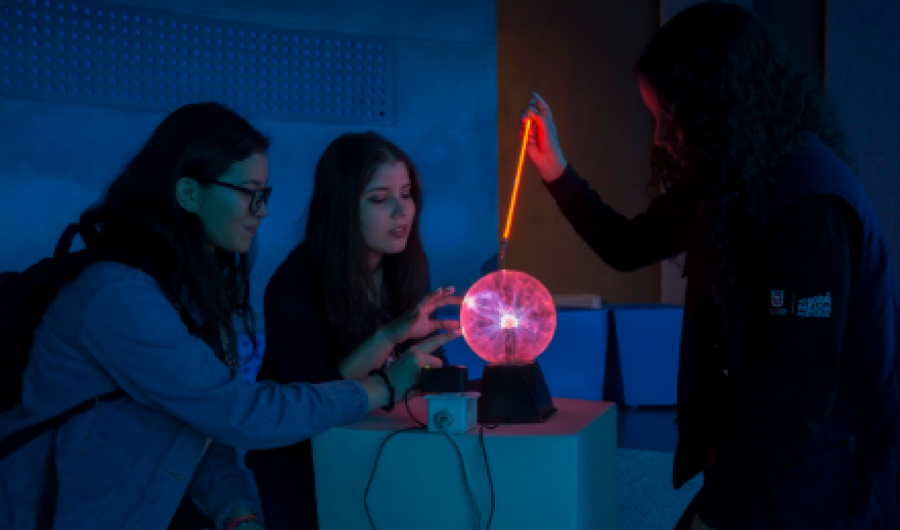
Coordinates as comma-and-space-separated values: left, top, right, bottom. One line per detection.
522, 92, 568, 183
386, 287, 463, 345
384, 331, 457, 399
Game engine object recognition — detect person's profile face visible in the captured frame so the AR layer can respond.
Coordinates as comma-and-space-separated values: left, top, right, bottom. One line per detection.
359, 160, 415, 268
638, 74, 681, 156
194, 152, 270, 254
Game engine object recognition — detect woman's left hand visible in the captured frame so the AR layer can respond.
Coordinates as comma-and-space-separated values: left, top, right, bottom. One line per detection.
391, 287, 463, 344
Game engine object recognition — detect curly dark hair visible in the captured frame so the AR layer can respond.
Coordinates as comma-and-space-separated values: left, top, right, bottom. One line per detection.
637, 1, 854, 325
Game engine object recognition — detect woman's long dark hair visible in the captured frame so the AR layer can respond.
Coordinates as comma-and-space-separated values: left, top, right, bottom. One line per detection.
303, 131, 430, 357
81, 103, 269, 366
637, 1, 853, 325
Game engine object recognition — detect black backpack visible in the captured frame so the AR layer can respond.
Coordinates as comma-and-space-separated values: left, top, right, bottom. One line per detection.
0, 221, 200, 453
0, 221, 207, 530
0, 223, 114, 413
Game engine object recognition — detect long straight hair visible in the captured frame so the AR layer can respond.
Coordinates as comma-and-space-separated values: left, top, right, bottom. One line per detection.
303, 131, 430, 357
81, 103, 270, 365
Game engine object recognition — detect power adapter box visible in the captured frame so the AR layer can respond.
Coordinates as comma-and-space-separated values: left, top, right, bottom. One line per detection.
424, 392, 480, 434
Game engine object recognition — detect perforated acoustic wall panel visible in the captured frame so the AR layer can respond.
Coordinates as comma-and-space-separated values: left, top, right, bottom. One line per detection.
0, 0, 394, 123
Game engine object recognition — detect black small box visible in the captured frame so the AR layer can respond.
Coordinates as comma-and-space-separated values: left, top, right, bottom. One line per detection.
421, 365, 469, 393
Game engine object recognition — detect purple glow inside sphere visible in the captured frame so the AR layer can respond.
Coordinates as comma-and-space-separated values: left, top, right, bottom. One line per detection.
460, 270, 556, 364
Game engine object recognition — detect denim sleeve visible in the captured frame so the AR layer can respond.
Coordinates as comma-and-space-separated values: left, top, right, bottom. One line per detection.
78, 271, 368, 450
190, 442, 263, 530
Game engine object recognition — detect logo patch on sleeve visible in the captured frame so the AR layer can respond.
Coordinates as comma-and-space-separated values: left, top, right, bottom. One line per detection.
768, 290, 788, 315
797, 292, 832, 318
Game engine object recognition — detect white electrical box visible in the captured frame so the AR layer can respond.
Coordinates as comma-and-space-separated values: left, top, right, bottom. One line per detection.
424, 392, 480, 434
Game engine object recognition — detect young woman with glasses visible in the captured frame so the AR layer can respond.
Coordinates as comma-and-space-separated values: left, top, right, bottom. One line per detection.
0, 104, 456, 530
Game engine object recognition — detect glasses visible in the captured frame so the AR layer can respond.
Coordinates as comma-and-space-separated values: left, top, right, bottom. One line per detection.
205, 181, 273, 215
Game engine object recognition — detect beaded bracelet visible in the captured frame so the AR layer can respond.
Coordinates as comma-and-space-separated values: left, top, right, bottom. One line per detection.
368, 368, 396, 412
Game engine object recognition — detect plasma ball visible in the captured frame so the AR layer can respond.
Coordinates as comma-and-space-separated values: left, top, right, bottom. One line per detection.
460, 270, 556, 364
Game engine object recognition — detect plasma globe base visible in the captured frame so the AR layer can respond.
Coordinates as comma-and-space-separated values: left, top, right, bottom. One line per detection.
461, 270, 558, 424
478, 361, 557, 424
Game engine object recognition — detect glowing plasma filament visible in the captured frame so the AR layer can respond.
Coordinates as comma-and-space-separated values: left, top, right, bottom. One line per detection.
500, 314, 519, 329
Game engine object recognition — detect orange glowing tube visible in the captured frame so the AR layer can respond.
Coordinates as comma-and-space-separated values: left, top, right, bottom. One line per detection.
503, 118, 532, 241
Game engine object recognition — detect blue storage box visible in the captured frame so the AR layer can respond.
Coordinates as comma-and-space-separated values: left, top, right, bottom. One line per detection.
607, 304, 683, 406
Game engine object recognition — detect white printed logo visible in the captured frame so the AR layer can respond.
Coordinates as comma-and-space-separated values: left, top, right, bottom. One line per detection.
797, 292, 832, 318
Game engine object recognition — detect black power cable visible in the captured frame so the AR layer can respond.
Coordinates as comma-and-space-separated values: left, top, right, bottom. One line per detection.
365, 390, 500, 530
404, 384, 427, 428
479, 410, 510, 530
364, 384, 427, 529
479, 426, 496, 530
363, 426, 425, 530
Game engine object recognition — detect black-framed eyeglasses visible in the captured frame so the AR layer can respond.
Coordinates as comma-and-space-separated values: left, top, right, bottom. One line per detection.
205, 181, 273, 215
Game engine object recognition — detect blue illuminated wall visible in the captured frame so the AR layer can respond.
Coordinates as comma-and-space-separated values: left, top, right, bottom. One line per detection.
0, 0, 498, 316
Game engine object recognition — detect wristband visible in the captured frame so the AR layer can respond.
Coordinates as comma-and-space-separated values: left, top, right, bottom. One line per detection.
368, 368, 396, 412
225, 514, 260, 530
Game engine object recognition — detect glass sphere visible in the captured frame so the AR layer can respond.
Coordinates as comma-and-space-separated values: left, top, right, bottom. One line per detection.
460, 270, 556, 364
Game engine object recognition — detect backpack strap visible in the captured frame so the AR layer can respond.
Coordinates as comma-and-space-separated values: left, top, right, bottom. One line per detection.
1, 222, 206, 460
0, 389, 125, 461
1, 220, 219, 529
0, 388, 127, 530
52, 223, 82, 259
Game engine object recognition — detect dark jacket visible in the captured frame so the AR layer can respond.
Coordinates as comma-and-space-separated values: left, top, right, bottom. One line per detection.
245, 243, 446, 530
545, 137, 900, 529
